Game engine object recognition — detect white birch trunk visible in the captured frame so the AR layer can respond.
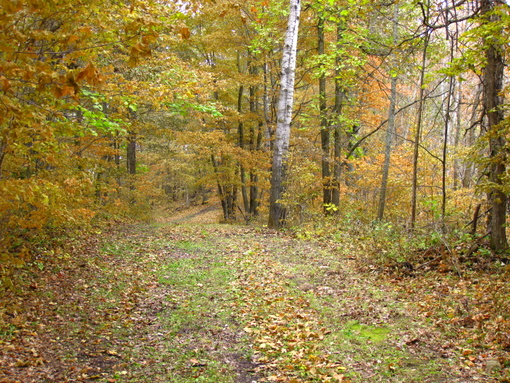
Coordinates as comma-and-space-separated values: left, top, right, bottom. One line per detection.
268, 0, 301, 228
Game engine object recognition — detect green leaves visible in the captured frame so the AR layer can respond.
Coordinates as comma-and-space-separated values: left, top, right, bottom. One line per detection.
76, 105, 126, 137
74, 90, 128, 137
165, 99, 223, 117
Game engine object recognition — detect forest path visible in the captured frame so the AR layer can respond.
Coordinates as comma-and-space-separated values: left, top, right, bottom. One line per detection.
0, 207, 502, 382
159, 201, 223, 224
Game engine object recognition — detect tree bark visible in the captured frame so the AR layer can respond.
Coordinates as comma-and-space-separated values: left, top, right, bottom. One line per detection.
127, 132, 136, 175
126, 131, 137, 202
212, 154, 238, 221
481, 0, 507, 250
318, 15, 332, 213
441, 2, 461, 224
377, 3, 399, 222
463, 84, 482, 188
0, 137, 7, 179
248, 69, 261, 217
331, 23, 345, 209
268, 0, 301, 228
237, 84, 251, 215
410, 29, 430, 229
453, 82, 462, 191
263, 60, 273, 151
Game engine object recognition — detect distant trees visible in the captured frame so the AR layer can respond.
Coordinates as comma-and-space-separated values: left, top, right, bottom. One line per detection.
0, 0, 213, 265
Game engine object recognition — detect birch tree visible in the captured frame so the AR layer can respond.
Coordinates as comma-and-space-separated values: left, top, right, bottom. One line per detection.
268, 0, 301, 228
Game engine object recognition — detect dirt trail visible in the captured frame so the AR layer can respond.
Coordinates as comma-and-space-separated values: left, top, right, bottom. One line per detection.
0, 206, 505, 382
158, 201, 223, 224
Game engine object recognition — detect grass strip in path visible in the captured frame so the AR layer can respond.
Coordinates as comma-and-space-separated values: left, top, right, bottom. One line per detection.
198, 225, 501, 383
231, 250, 349, 382
103, 224, 261, 383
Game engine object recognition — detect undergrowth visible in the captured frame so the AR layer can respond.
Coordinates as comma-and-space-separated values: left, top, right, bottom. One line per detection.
292, 216, 509, 271
291, 216, 510, 381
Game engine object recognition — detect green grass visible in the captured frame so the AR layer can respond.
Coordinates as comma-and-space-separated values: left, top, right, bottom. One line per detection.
342, 320, 391, 343
249, 236, 460, 383
173, 240, 204, 251
100, 226, 252, 383
43, 221, 496, 383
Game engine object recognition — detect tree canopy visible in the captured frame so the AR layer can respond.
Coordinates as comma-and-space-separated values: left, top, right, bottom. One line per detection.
1, 0, 510, 266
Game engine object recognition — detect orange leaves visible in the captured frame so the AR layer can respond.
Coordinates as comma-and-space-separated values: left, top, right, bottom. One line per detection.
55, 63, 101, 96
128, 31, 158, 67
180, 26, 191, 40
55, 62, 101, 97
53, 84, 75, 98
233, 252, 349, 382
2, 0, 23, 13
76, 62, 100, 86
0, 0, 191, 284
123, 14, 161, 67
0, 75, 11, 92
129, 41, 152, 67
0, 177, 93, 229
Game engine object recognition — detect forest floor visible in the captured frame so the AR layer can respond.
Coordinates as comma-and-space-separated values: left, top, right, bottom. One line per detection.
1, 202, 509, 383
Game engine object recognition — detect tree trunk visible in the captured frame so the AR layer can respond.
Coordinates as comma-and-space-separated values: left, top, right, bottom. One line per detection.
453, 81, 462, 191
441, 4, 460, 224
126, 131, 137, 203
127, 132, 136, 175
268, 0, 301, 229
482, 0, 507, 251
263, 60, 273, 151
248, 71, 261, 217
410, 30, 430, 229
250, 170, 259, 216
441, 75, 454, 224
377, 3, 399, 222
463, 84, 482, 188
331, 24, 346, 209
211, 154, 238, 221
114, 131, 121, 167
237, 84, 251, 215
318, 16, 332, 214
378, 75, 398, 221
0, 137, 7, 179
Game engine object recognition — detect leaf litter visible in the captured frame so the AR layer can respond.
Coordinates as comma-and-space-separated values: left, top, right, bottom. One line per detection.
1, 209, 508, 382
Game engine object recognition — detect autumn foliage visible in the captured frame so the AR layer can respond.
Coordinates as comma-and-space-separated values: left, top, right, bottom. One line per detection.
0, 0, 209, 270
1, 1, 510, 381
0, 0, 509, 283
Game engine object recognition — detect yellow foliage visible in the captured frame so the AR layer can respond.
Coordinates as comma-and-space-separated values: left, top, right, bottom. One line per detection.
0, 178, 96, 231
